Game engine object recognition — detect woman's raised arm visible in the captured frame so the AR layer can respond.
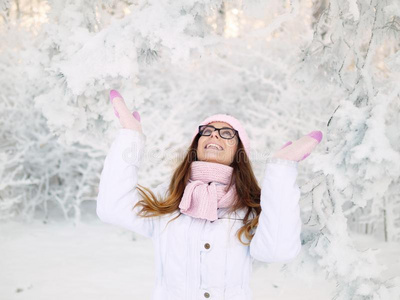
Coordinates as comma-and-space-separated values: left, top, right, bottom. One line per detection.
249, 131, 322, 262
96, 128, 158, 238
96, 90, 157, 238
249, 157, 302, 263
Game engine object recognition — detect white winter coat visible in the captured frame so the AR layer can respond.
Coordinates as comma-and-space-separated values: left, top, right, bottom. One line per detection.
96, 128, 302, 300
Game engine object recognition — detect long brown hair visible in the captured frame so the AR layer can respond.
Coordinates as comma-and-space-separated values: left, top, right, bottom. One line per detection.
133, 132, 261, 246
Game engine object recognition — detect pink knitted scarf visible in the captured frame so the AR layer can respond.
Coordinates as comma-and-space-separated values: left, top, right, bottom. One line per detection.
179, 161, 237, 221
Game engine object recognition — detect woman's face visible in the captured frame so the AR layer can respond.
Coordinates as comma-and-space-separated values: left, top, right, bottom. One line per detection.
196, 121, 239, 166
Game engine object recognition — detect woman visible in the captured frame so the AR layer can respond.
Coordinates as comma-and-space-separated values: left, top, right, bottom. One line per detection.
96, 90, 322, 300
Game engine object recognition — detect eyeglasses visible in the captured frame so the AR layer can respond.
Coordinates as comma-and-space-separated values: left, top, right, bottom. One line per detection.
198, 125, 238, 140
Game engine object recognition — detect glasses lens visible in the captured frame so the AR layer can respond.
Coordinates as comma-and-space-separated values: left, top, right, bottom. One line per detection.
220, 129, 235, 139
200, 125, 213, 136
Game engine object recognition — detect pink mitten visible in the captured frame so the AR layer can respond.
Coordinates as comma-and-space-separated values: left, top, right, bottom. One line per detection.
279, 141, 293, 150
110, 90, 142, 133
272, 131, 323, 162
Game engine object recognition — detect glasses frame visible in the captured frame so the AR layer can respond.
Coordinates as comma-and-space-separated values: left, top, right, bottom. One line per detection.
198, 125, 238, 140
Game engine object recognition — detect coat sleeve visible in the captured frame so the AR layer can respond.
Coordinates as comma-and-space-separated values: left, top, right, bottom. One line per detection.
96, 128, 157, 239
249, 157, 302, 263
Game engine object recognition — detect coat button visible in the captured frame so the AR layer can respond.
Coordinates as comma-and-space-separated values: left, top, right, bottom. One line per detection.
204, 292, 210, 298
204, 243, 210, 249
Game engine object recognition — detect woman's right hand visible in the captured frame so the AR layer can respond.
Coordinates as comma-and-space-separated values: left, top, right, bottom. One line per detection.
110, 90, 143, 133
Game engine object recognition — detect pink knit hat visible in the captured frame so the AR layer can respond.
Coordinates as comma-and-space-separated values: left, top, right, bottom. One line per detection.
191, 113, 250, 156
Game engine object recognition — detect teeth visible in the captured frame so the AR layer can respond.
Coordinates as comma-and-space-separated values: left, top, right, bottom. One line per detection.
206, 143, 223, 150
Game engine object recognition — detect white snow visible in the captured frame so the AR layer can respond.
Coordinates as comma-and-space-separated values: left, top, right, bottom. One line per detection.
0, 219, 398, 300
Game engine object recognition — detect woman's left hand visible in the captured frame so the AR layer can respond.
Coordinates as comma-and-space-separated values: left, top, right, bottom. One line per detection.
271, 131, 323, 162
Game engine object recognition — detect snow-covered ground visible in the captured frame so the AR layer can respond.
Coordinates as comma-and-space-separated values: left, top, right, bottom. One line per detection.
1, 216, 399, 300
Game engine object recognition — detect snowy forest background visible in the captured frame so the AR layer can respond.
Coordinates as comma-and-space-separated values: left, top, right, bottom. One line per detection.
0, 0, 399, 299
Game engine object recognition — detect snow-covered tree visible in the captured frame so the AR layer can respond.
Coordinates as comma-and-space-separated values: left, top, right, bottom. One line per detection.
1, 0, 399, 298
290, 0, 400, 298
0, 0, 108, 223
1, 0, 321, 221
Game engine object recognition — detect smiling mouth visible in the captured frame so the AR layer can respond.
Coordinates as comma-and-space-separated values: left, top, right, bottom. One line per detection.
205, 143, 223, 151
